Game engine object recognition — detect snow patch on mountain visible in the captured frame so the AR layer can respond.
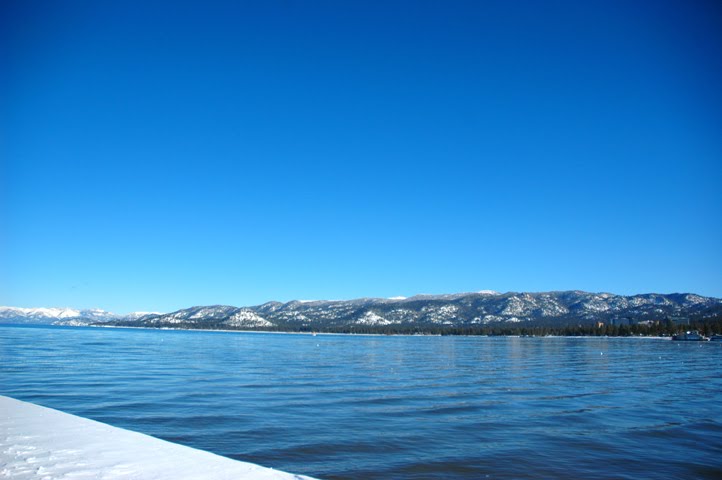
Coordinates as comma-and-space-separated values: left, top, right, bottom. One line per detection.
0, 306, 81, 320
225, 310, 273, 328
355, 311, 391, 326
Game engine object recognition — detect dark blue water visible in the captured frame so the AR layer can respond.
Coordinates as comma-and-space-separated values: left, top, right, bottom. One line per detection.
1, 325, 721, 479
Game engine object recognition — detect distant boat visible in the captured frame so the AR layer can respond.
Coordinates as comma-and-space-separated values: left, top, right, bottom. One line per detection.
672, 331, 708, 341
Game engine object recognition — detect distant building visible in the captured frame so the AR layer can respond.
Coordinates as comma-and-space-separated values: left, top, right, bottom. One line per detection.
637, 320, 658, 326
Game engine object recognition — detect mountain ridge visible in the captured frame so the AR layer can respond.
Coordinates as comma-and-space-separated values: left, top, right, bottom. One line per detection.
0, 306, 160, 326
4, 290, 721, 332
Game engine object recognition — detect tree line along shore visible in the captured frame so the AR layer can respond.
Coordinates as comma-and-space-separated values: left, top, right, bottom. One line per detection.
104, 317, 722, 337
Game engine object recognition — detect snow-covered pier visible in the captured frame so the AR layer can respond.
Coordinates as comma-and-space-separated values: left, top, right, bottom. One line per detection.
0, 396, 315, 479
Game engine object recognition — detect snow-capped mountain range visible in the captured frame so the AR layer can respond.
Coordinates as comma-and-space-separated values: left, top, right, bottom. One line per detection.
4, 291, 720, 330
0, 307, 160, 326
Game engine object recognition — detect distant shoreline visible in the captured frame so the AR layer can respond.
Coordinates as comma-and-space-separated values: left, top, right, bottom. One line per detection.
93, 324, 412, 337
94, 325, 677, 339
2, 322, 681, 339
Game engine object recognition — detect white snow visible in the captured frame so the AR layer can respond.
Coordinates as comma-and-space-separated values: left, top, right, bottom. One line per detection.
189, 307, 231, 319
0, 307, 121, 323
387, 309, 417, 322
0, 396, 316, 480
355, 311, 391, 325
0, 307, 82, 319
226, 310, 273, 327
387, 296, 407, 300
481, 315, 504, 323
418, 304, 460, 323
279, 311, 310, 322
500, 297, 528, 316
53, 319, 88, 327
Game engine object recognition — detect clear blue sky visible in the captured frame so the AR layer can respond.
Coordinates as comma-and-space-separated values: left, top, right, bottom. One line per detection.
2, 1, 721, 313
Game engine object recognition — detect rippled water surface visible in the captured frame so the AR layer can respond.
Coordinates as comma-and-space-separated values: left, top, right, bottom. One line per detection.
2, 325, 721, 479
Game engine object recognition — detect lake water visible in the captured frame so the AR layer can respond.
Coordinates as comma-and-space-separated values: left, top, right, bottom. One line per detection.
1, 325, 721, 479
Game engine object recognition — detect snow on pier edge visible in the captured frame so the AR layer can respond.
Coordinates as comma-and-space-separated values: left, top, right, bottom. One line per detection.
0, 396, 316, 479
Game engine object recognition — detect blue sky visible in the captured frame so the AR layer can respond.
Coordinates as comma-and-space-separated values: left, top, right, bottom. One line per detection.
2, 1, 721, 313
